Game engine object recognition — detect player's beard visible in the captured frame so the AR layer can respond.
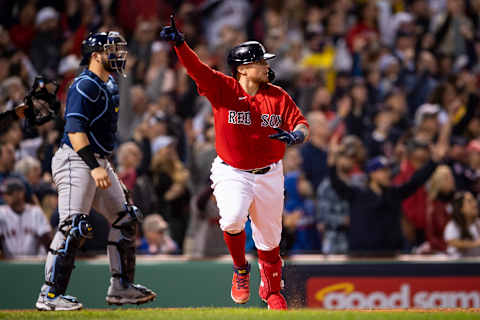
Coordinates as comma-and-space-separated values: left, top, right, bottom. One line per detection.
101, 56, 116, 73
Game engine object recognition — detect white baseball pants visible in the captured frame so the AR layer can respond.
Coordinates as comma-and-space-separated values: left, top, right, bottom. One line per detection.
210, 156, 284, 251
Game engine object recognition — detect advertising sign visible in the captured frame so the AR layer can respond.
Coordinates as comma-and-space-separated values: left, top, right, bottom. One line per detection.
306, 277, 480, 309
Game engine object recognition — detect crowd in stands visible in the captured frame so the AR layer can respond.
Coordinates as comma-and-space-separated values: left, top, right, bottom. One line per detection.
1, 0, 480, 258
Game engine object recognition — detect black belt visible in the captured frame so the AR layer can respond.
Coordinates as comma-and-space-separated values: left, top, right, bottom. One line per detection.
221, 161, 271, 175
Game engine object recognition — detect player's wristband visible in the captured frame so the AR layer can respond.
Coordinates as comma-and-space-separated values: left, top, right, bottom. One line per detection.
77, 145, 100, 170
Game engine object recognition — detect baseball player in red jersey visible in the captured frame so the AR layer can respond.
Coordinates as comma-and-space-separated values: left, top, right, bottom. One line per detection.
161, 16, 309, 310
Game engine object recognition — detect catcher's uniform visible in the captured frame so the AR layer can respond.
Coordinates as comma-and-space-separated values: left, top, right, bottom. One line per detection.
175, 43, 308, 250
56, 69, 125, 222
39, 69, 139, 299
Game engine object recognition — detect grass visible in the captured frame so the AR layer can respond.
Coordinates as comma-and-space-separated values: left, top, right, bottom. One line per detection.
0, 308, 479, 320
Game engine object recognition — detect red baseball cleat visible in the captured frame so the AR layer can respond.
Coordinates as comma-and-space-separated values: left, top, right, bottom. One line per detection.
230, 263, 250, 304
266, 292, 287, 310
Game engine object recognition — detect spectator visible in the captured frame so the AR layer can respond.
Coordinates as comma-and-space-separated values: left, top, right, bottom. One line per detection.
300, 111, 329, 191
0, 178, 51, 258
444, 191, 480, 257
145, 41, 176, 102
0, 142, 32, 204
459, 139, 480, 199
282, 146, 318, 253
416, 165, 455, 253
364, 106, 396, 158
137, 214, 177, 255
1, 76, 26, 112
116, 141, 142, 192
189, 116, 216, 192
150, 138, 190, 251
34, 182, 57, 221
317, 136, 366, 254
394, 140, 431, 246
30, 7, 61, 78
328, 141, 446, 255
8, 2, 36, 53
184, 185, 226, 258
14, 156, 41, 189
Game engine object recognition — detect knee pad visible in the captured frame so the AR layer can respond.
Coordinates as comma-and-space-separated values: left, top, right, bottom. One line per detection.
107, 204, 142, 285
45, 214, 93, 296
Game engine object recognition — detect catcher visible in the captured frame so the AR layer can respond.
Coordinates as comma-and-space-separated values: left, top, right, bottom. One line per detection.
35, 31, 156, 311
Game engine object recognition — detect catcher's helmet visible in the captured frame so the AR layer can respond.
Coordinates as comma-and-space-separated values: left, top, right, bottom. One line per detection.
227, 41, 276, 71
80, 31, 128, 77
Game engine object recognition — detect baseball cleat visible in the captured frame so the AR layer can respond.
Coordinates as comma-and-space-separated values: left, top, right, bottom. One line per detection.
35, 292, 83, 311
106, 280, 156, 305
264, 292, 287, 310
230, 263, 251, 304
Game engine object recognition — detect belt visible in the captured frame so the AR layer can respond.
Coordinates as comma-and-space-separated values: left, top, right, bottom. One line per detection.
221, 161, 271, 175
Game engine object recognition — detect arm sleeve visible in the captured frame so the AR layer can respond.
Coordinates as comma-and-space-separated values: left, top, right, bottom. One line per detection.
64, 116, 88, 133
328, 165, 355, 202
281, 92, 309, 131
174, 43, 229, 105
396, 160, 438, 199
64, 78, 97, 125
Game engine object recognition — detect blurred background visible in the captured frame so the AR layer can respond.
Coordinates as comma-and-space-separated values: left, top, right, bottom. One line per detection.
2, 0, 480, 310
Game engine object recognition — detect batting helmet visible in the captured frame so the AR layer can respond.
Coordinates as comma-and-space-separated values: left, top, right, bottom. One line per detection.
227, 41, 276, 72
80, 31, 128, 77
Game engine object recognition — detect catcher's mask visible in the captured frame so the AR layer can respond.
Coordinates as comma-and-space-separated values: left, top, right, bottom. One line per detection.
80, 31, 128, 77
24, 76, 60, 126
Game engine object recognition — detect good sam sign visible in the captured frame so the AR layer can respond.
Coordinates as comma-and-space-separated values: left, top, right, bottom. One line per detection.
306, 277, 480, 309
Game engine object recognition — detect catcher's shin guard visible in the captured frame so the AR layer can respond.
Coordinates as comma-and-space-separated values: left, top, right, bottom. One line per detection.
44, 215, 93, 297
107, 204, 143, 286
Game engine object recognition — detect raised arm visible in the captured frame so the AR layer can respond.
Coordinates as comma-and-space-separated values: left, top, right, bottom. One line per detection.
396, 144, 447, 199
326, 140, 355, 202
160, 15, 226, 98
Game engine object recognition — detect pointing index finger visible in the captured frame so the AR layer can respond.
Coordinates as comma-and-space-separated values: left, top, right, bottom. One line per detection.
170, 14, 177, 30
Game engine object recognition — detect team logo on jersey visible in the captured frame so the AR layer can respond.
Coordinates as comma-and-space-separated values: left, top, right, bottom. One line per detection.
228, 110, 251, 125
115, 107, 119, 112
261, 114, 282, 128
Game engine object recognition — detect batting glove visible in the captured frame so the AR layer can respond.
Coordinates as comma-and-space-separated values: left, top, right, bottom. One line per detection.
269, 127, 305, 145
160, 15, 184, 46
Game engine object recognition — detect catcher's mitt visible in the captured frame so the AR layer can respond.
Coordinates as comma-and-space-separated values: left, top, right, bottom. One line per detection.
23, 76, 60, 126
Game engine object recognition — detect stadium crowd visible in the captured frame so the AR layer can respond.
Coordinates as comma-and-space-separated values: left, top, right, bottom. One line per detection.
1, 0, 480, 258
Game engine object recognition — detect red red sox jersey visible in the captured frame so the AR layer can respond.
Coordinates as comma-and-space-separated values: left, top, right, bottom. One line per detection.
175, 43, 308, 170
